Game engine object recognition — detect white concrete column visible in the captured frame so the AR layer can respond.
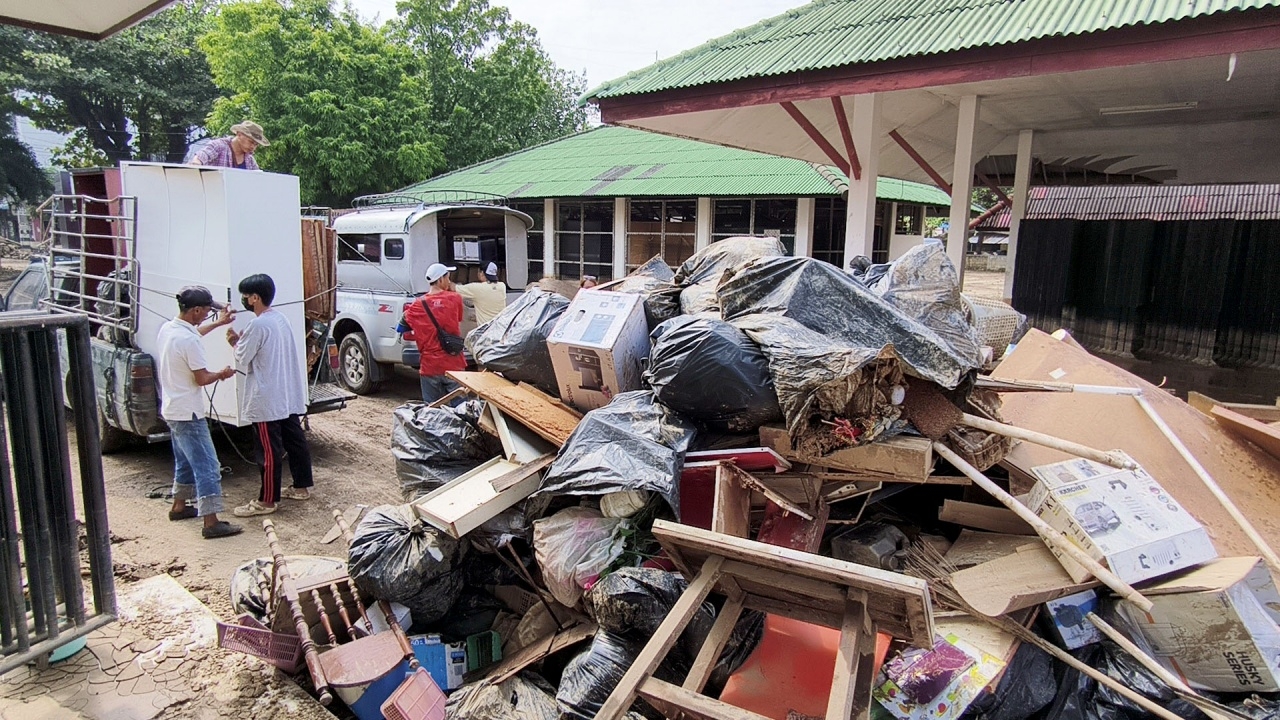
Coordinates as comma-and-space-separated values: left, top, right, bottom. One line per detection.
947, 94, 980, 279
542, 198, 555, 279
1003, 129, 1034, 302
695, 196, 712, 251
843, 93, 881, 269
612, 197, 628, 280
794, 197, 815, 258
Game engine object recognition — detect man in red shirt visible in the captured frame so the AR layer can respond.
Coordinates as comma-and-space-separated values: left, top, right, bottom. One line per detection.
403, 263, 467, 403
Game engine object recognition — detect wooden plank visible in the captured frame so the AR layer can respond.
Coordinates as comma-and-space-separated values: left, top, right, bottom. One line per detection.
682, 594, 746, 694
1189, 392, 1280, 423
638, 677, 773, 720
712, 463, 751, 539
597, 556, 726, 720
685, 447, 791, 473
939, 499, 1034, 535
1212, 405, 1280, 461
448, 371, 582, 446
943, 530, 1040, 568
826, 588, 873, 720
951, 543, 1099, 617
411, 455, 550, 537
725, 463, 812, 520
993, 329, 1280, 557
489, 405, 556, 463
474, 621, 596, 685
759, 425, 934, 482
652, 520, 933, 645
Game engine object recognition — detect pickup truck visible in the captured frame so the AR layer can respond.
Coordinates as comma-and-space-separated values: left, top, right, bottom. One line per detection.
328, 195, 533, 394
30, 164, 353, 452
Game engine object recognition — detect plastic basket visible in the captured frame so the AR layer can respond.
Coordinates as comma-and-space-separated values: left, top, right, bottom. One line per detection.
216, 614, 303, 673
465, 630, 502, 672
381, 668, 447, 720
945, 389, 1013, 472
962, 294, 1022, 359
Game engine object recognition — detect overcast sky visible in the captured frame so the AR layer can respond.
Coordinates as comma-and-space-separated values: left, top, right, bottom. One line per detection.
346, 0, 807, 90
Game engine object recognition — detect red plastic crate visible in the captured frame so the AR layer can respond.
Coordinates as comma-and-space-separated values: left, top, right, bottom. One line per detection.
381, 668, 446, 720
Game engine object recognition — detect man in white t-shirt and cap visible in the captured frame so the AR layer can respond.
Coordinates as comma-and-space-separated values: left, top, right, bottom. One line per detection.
454, 261, 508, 325
154, 286, 242, 539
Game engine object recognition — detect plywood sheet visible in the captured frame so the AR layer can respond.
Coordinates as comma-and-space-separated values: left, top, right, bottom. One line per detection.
759, 425, 934, 482
449, 371, 582, 446
951, 543, 1099, 617
944, 530, 1039, 568
992, 329, 1280, 557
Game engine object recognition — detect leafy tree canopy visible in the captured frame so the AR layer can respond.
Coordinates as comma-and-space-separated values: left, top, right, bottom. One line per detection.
201, 0, 447, 206
0, 114, 52, 204
0, 1, 219, 163
393, 0, 590, 170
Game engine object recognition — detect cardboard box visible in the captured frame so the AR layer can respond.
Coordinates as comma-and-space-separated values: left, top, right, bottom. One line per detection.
546, 290, 650, 412
1027, 454, 1217, 584
1117, 556, 1280, 692
411, 634, 467, 690
1044, 590, 1102, 650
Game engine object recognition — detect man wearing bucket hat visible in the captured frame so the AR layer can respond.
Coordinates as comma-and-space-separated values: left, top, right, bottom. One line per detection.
154, 286, 242, 539
190, 121, 270, 170
455, 261, 508, 325
400, 263, 466, 403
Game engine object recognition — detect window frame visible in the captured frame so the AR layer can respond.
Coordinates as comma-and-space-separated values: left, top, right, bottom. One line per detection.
337, 233, 382, 264
625, 198, 697, 272
555, 200, 614, 281
711, 197, 798, 254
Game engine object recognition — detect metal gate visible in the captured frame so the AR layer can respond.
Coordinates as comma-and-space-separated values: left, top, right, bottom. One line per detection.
0, 311, 115, 673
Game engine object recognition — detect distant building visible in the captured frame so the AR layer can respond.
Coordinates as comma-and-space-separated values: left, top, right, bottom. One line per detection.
398, 126, 968, 281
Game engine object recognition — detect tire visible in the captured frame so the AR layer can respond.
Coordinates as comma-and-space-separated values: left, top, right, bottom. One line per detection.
338, 332, 381, 395
98, 405, 134, 455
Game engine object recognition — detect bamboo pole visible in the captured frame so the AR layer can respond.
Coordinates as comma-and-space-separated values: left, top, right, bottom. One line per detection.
960, 413, 1137, 469
1134, 394, 1280, 575
933, 442, 1154, 612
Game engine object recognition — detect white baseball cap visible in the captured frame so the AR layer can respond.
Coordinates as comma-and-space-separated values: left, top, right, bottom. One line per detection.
484, 262, 499, 277
425, 263, 456, 283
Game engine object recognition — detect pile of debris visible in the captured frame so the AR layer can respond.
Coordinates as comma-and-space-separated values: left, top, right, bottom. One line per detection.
220, 238, 1280, 720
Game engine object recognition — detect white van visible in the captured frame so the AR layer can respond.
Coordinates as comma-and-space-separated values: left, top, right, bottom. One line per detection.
330, 196, 534, 394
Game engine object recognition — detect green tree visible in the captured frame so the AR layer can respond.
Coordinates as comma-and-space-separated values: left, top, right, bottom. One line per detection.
0, 113, 51, 204
0, 1, 219, 163
201, 0, 446, 206
393, 0, 589, 170
49, 128, 111, 169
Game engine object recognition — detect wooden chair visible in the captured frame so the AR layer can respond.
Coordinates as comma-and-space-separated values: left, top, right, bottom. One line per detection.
595, 520, 935, 720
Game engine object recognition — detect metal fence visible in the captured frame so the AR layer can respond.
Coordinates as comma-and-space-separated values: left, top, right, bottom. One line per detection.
0, 311, 115, 673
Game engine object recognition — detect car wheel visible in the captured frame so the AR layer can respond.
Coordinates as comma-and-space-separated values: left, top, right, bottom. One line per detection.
98, 404, 134, 455
338, 332, 381, 395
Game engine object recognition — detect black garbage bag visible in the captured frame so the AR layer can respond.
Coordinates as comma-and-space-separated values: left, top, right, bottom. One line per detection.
466, 288, 570, 396
645, 316, 782, 432
673, 236, 788, 319
447, 672, 560, 720
961, 643, 1056, 720
347, 505, 468, 625
1091, 641, 1207, 720
848, 254, 891, 287
1041, 645, 1108, 720
557, 630, 682, 720
584, 567, 763, 693
535, 391, 697, 517
1224, 695, 1280, 720
608, 256, 682, 330
391, 399, 493, 500
869, 242, 985, 369
731, 313, 906, 456
718, 255, 975, 389
674, 236, 788, 287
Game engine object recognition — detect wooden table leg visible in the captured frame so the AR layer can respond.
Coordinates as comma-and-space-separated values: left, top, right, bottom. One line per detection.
596, 555, 727, 720
682, 593, 746, 694
827, 587, 873, 720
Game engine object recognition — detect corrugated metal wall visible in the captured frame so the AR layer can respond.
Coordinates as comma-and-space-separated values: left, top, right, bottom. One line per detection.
1012, 219, 1280, 370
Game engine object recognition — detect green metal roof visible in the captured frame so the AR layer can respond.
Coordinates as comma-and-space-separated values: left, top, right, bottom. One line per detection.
586, 0, 1280, 100
398, 125, 955, 206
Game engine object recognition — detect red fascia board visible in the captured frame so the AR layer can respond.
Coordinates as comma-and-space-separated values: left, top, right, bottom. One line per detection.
598, 8, 1280, 123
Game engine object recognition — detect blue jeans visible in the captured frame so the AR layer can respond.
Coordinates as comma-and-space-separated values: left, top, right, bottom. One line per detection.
420, 375, 462, 406
168, 416, 225, 516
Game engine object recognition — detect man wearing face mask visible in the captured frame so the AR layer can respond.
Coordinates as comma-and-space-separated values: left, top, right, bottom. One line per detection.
155, 286, 242, 539
225, 274, 314, 517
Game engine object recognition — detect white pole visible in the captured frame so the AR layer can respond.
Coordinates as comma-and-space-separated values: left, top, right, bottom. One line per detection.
842, 93, 881, 269
1003, 129, 1034, 302
947, 94, 979, 281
